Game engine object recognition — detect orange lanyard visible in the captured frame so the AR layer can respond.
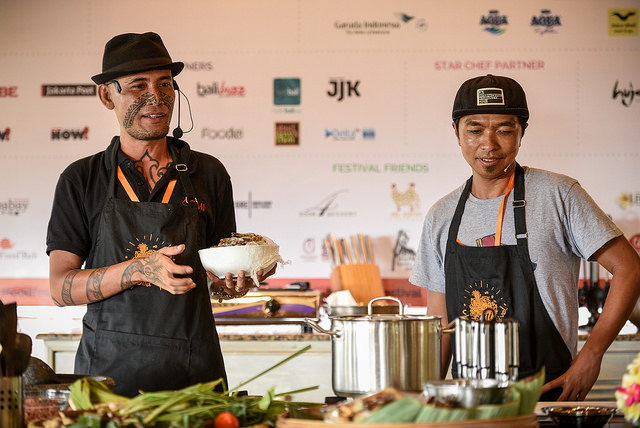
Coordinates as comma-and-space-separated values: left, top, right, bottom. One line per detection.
117, 166, 177, 203
494, 171, 515, 246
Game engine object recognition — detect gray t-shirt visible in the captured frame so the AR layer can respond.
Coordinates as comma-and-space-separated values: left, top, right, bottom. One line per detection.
409, 167, 622, 356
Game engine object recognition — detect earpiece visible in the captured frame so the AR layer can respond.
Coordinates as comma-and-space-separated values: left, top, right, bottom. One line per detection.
172, 80, 183, 139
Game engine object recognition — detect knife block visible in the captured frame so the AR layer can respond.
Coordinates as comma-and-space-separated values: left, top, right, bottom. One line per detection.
329, 263, 385, 305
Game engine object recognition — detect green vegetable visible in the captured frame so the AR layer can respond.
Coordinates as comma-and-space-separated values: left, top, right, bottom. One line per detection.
61, 345, 321, 427
361, 396, 423, 423
512, 367, 545, 416
414, 405, 471, 422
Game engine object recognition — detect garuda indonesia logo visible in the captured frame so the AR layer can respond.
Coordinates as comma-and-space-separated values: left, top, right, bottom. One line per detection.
462, 281, 508, 321
124, 234, 170, 288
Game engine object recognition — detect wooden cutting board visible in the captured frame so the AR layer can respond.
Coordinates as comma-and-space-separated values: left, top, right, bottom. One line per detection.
329, 263, 385, 305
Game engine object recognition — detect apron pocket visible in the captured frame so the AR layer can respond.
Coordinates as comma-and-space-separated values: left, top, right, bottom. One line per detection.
94, 329, 190, 396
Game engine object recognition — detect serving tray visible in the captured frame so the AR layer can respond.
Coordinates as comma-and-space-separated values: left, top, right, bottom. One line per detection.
276, 413, 538, 428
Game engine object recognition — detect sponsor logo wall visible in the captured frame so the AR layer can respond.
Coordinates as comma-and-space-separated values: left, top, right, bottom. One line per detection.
0, 0, 638, 306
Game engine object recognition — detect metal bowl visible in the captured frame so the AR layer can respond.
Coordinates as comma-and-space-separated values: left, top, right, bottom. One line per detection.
542, 406, 617, 428
423, 378, 511, 409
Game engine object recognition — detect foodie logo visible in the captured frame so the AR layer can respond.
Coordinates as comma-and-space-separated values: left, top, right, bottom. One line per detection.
325, 128, 375, 141
0, 198, 28, 216
462, 281, 508, 321
481, 10, 509, 35
201, 127, 244, 140
183, 61, 213, 71
609, 9, 638, 36
196, 81, 246, 97
0, 127, 10, 141
530, 9, 562, 35
391, 230, 416, 272
613, 80, 640, 107
299, 190, 356, 217
327, 79, 360, 102
41, 84, 96, 97
275, 122, 300, 146
235, 191, 273, 218
51, 127, 89, 141
0, 86, 18, 98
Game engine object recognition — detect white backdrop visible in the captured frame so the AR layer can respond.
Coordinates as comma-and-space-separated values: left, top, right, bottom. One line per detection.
1, 0, 639, 305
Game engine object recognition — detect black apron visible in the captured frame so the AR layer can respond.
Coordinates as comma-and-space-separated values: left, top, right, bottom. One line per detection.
444, 164, 572, 399
75, 141, 226, 397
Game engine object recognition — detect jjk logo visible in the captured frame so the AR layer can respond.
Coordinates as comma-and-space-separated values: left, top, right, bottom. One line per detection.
327, 79, 360, 101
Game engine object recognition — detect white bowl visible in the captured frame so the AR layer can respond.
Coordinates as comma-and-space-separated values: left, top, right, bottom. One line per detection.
198, 245, 280, 277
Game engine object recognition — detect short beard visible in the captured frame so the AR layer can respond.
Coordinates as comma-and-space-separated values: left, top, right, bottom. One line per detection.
126, 124, 171, 141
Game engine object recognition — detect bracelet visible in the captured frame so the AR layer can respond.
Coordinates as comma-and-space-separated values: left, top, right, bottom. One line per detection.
211, 287, 233, 303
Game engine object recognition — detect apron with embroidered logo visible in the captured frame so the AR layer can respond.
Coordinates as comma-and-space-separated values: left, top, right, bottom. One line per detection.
444, 164, 572, 398
75, 143, 226, 397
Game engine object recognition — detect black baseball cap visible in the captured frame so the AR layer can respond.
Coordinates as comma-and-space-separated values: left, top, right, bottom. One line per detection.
91, 32, 184, 85
452, 74, 529, 122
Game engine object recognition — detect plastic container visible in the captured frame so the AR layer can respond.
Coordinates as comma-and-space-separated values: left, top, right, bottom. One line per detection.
23, 388, 70, 425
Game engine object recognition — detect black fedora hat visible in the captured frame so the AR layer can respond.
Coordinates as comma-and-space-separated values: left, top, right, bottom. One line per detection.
91, 32, 184, 85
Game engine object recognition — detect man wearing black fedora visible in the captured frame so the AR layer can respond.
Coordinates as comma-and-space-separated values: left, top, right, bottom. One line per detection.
45, 32, 273, 396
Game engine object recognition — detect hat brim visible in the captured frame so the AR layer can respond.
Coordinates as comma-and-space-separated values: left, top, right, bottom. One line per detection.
91, 61, 184, 85
453, 107, 529, 121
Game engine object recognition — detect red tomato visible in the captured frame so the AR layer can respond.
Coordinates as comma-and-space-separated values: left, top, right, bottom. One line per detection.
215, 411, 240, 428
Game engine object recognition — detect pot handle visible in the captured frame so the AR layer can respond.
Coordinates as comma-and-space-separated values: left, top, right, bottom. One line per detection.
442, 319, 456, 334
304, 318, 339, 336
368, 296, 404, 316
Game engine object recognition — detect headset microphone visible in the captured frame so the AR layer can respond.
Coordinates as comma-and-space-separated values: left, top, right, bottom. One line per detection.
172, 80, 183, 139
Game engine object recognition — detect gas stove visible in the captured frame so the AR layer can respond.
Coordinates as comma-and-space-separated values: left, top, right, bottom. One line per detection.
211, 282, 321, 326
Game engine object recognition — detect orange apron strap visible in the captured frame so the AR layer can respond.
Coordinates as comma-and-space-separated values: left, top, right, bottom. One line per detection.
495, 171, 516, 246
162, 179, 177, 203
117, 166, 139, 202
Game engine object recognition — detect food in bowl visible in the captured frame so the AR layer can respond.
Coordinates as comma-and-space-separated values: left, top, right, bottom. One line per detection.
423, 378, 511, 409
542, 406, 617, 428
198, 233, 284, 285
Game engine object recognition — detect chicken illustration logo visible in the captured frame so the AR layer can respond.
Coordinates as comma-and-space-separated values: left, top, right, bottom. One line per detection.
462, 281, 508, 321
125, 234, 169, 288
391, 183, 420, 212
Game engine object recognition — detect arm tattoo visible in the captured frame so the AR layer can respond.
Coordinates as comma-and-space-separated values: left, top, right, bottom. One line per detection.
86, 267, 107, 302
134, 150, 171, 191
61, 270, 78, 305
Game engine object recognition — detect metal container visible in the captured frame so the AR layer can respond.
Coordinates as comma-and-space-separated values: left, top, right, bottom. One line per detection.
305, 297, 447, 397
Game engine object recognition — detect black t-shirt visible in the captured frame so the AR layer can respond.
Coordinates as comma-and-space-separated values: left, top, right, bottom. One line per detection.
46, 136, 236, 261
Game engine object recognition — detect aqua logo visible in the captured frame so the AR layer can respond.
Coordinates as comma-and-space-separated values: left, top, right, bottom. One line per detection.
481, 10, 508, 35
531, 9, 562, 35
274, 78, 301, 105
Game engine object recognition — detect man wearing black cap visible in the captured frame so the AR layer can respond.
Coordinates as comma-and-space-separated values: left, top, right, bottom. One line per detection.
45, 32, 272, 396
410, 74, 640, 401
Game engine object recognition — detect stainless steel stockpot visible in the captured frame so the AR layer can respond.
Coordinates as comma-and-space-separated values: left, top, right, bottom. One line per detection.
305, 297, 448, 397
